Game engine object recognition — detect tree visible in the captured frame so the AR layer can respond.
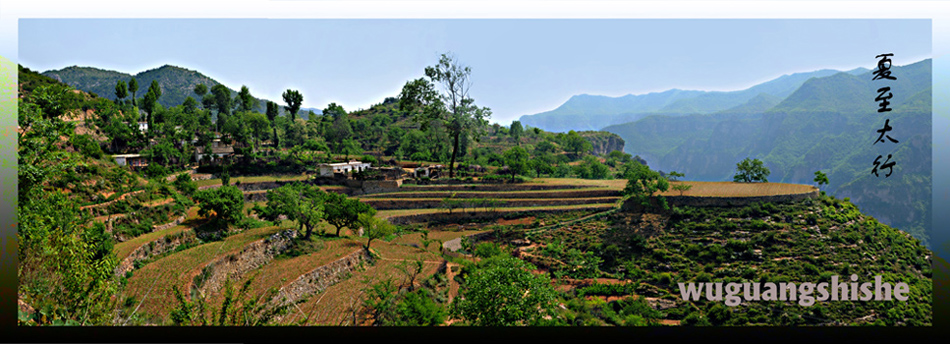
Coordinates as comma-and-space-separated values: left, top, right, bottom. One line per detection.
193, 185, 245, 230
510, 120, 524, 141
114, 80, 128, 104
211, 84, 233, 121
236, 85, 257, 113
142, 80, 162, 129
175, 172, 198, 197
814, 170, 829, 189
128, 77, 139, 107
327, 104, 353, 154
254, 183, 326, 239
451, 256, 557, 326
733, 158, 770, 183
182, 96, 199, 115
620, 161, 670, 210
562, 130, 592, 158
245, 112, 271, 151
324, 193, 377, 237
529, 155, 555, 178
667, 171, 685, 181
672, 183, 693, 196
282, 89, 303, 122
194, 83, 208, 97
503, 146, 529, 182
359, 213, 394, 250
399, 53, 491, 178
266, 101, 280, 148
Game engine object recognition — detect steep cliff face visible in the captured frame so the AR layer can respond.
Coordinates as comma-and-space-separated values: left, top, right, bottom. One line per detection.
579, 131, 625, 156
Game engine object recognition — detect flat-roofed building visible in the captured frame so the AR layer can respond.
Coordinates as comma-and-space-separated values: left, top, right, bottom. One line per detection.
316, 161, 372, 177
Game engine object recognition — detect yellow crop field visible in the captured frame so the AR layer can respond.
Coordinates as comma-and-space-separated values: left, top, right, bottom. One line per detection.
122, 225, 286, 317
657, 181, 817, 197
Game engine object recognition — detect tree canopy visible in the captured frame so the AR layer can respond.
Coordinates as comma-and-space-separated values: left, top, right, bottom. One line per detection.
733, 158, 770, 183
254, 183, 326, 239
282, 89, 303, 122
194, 185, 245, 230
451, 256, 557, 326
619, 161, 669, 210
398, 53, 491, 178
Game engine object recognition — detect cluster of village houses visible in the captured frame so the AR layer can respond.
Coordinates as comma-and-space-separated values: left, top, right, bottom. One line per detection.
111, 123, 444, 181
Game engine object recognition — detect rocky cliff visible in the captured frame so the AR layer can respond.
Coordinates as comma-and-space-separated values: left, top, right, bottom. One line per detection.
579, 131, 625, 156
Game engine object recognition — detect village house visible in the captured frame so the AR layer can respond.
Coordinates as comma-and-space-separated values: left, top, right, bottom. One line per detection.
194, 139, 235, 163
316, 161, 372, 177
112, 154, 148, 169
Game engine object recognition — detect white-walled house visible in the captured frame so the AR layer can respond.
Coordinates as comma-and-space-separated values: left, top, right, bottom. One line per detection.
113, 154, 148, 168
316, 161, 372, 177
194, 139, 235, 163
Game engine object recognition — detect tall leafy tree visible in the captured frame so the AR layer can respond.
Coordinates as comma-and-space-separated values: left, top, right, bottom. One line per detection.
114, 80, 128, 104
142, 80, 162, 130
211, 84, 232, 130
128, 77, 139, 107
399, 53, 491, 178
509, 120, 524, 141
266, 100, 280, 147
282, 89, 303, 122
237, 85, 257, 113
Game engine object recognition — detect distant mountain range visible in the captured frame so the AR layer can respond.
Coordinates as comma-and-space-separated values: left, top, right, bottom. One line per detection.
519, 67, 869, 132
41, 65, 322, 118
601, 59, 932, 246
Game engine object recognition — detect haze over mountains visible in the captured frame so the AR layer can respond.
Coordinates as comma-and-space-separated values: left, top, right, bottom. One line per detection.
531, 59, 932, 247
520, 67, 870, 132
42, 65, 322, 118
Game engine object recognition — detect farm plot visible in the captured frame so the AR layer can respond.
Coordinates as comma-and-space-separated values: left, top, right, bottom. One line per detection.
121, 224, 288, 319
657, 181, 817, 197
284, 235, 449, 325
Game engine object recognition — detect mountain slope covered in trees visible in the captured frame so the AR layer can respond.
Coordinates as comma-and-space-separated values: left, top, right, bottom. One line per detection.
603, 59, 932, 246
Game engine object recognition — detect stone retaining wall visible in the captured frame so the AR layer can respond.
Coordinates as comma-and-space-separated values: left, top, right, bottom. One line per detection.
398, 184, 590, 192
190, 230, 299, 298
272, 248, 372, 312
363, 198, 617, 210
621, 190, 819, 211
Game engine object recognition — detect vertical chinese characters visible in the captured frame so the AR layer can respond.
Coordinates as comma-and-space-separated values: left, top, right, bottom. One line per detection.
872, 53, 898, 178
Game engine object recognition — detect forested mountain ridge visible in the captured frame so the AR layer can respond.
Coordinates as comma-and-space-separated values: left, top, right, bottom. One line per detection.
603, 59, 932, 246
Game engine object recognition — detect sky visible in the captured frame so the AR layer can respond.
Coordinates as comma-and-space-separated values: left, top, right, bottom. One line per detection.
16, 19, 931, 125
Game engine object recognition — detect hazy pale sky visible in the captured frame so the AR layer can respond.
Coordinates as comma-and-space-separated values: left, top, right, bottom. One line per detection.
18, 19, 931, 125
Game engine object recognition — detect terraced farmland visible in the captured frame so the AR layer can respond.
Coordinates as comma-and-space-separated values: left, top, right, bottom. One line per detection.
110, 177, 822, 325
